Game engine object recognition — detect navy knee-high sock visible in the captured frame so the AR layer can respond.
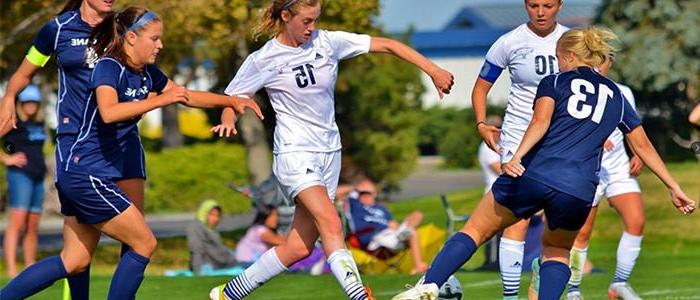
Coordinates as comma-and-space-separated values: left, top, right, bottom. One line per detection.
107, 250, 150, 300
538, 260, 571, 300
423, 232, 478, 288
0, 256, 68, 300
67, 265, 90, 300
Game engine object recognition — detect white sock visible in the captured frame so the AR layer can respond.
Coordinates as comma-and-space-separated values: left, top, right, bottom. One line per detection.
568, 246, 588, 288
223, 248, 287, 300
327, 249, 367, 300
499, 238, 525, 297
613, 232, 642, 283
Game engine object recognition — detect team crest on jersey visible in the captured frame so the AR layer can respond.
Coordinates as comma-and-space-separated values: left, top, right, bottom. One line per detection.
85, 45, 99, 69
513, 47, 534, 59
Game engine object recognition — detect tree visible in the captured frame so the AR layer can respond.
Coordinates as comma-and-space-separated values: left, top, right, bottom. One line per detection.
596, 0, 700, 160
0, 1, 54, 71
1, 0, 427, 188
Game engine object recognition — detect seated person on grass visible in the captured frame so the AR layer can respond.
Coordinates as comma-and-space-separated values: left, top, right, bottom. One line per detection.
346, 178, 428, 274
186, 199, 237, 274
234, 205, 286, 266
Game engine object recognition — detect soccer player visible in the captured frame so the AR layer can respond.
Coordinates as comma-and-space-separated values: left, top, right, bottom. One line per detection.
471, 1, 568, 298
0, 7, 261, 300
392, 27, 695, 300
208, 1, 453, 299
0, 1, 125, 297
558, 56, 646, 300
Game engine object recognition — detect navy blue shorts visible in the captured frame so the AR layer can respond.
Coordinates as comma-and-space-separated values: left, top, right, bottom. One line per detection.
492, 175, 591, 231
56, 170, 132, 224
121, 134, 146, 179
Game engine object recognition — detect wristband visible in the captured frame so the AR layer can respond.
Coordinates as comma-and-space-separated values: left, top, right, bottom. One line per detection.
476, 121, 486, 129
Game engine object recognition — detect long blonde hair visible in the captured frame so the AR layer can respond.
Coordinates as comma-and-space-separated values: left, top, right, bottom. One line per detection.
557, 27, 618, 68
252, 0, 320, 41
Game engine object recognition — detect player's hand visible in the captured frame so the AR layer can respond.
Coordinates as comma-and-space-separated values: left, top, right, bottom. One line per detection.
233, 98, 264, 120
628, 155, 644, 177
502, 158, 524, 177
604, 139, 614, 152
211, 107, 238, 137
478, 123, 501, 153
211, 123, 238, 137
0, 96, 17, 137
669, 187, 695, 215
430, 67, 454, 99
161, 85, 189, 106
2, 152, 27, 168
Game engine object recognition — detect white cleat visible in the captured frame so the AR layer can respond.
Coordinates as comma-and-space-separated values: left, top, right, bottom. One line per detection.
608, 282, 641, 300
209, 284, 228, 300
567, 291, 585, 300
391, 283, 439, 300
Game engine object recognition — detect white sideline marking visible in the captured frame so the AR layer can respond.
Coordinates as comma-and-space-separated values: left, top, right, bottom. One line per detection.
372, 279, 501, 296
639, 287, 700, 296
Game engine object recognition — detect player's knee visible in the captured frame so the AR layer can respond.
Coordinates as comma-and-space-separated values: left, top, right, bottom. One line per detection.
625, 219, 644, 236
61, 253, 92, 275
132, 235, 157, 258
286, 241, 313, 261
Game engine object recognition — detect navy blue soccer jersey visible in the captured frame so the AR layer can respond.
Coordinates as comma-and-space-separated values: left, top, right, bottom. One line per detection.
63, 57, 167, 178
520, 67, 641, 202
348, 195, 393, 248
32, 10, 98, 139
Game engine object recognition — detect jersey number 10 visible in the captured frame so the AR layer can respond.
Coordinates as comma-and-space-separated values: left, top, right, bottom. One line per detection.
535, 55, 556, 75
293, 64, 317, 88
567, 79, 614, 124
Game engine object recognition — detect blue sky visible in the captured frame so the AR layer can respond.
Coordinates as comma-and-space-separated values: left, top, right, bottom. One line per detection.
377, 0, 602, 32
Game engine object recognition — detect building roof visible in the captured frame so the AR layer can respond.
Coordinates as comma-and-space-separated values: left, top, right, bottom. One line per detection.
411, 2, 599, 57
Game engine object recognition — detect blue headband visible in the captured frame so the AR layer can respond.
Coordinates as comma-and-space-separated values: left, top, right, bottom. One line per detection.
281, 0, 299, 11
124, 11, 159, 34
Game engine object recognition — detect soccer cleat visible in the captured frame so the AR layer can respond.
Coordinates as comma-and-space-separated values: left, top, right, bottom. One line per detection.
608, 282, 641, 300
364, 285, 376, 300
391, 283, 439, 300
209, 284, 229, 300
567, 291, 585, 300
528, 257, 540, 300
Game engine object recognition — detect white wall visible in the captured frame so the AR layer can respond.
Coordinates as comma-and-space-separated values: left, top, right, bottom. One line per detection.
419, 56, 511, 108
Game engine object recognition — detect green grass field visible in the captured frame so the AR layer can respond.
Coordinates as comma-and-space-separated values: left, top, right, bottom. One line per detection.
2, 162, 699, 299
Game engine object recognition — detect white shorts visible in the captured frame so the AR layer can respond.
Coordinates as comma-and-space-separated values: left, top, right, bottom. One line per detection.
592, 172, 641, 206
367, 222, 412, 252
273, 151, 341, 201
499, 125, 526, 163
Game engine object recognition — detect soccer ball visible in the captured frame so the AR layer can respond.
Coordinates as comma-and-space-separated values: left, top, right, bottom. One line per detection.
438, 275, 463, 300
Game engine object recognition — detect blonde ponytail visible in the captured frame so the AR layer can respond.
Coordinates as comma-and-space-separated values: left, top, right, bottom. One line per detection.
558, 27, 618, 68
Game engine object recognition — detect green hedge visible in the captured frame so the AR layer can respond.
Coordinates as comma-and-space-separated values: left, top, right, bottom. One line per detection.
144, 142, 251, 214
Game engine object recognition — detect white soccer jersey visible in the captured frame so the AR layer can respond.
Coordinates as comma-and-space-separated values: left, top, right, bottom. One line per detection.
224, 30, 371, 154
485, 23, 569, 132
600, 84, 637, 178
478, 142, 501, 194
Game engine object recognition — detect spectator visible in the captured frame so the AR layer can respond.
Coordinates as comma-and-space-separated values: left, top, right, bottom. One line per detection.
2, 84, 47, 278
234, 206, 286, 266
347, 178, 428, 274
186, 199, 237, 274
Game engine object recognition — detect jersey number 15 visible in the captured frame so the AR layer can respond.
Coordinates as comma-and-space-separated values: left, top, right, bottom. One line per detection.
293, 64, 317, 88
567, 79, 614, 124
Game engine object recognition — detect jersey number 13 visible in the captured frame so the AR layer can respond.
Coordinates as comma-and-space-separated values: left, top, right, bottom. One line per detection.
567, 79, 614, 124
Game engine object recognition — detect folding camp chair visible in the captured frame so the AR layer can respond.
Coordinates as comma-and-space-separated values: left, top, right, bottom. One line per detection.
440, 194, 469, 237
